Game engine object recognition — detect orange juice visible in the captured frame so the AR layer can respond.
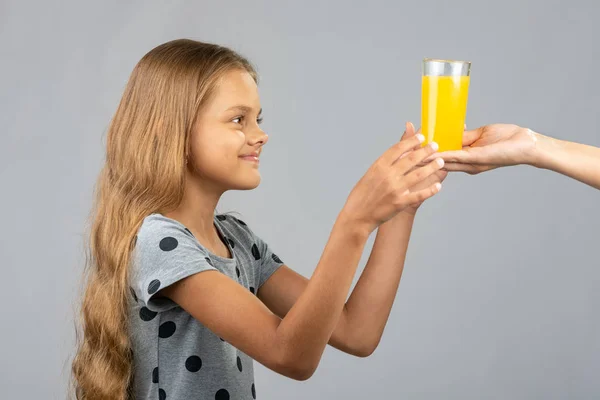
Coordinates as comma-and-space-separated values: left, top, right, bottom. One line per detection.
421, 75, 470, 152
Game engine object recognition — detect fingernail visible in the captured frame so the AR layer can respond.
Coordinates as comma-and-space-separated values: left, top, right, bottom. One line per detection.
435, 182, 442, 191
436, 158, 444, 167
430, 141, 439, 151
416, 134, 425, 143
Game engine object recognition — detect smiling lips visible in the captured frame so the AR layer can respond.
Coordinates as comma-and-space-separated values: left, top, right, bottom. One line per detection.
239, 151, 259, 163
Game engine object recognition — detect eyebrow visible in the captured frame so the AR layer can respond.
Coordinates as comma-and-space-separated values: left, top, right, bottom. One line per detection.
225, 105, 262, 115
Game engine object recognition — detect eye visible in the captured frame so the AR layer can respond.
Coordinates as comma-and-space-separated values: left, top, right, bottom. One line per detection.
232, 115, 264, 125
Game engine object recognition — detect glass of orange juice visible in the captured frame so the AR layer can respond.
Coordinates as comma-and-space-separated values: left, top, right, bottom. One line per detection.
421, 58, 471, 152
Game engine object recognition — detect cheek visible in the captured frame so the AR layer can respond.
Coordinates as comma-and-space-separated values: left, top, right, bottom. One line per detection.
191, 130, 245, 169
225, 130, 246, 156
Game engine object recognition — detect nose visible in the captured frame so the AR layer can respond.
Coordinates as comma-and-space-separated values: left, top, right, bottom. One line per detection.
247, 126, 268, 147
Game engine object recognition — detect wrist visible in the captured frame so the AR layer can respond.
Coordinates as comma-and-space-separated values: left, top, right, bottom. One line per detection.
374, 210, 416, 236
336, 208, 373, 242
530, 131, 560, 170
399, 208, 418, 218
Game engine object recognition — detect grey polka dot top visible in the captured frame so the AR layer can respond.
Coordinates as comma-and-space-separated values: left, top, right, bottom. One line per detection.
128, 213, 284, 400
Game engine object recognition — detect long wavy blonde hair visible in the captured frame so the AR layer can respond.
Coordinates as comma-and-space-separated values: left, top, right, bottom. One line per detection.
70, 38, 257, 400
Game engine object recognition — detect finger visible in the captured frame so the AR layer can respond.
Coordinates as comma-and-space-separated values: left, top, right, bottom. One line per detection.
401, 121, 415, 140
382, 134, 425, 165
463, 128, 481, 146
422, 148, 475, 165
393, 141, 439, 173
398, 122, 420, 161
442, 162, 480, 174
421, 152, 438, 164
401, 121, 417, 140
404, 167, 448, 184
418, 127, 477, 164
399, 182, 442, 208
403, 157, 445, 188
434, 149, 477, 164
436, 169, 449, 183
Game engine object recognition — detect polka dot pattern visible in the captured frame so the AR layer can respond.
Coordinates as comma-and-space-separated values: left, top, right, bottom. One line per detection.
235, 217, 247, 226
131, 215, 284, 398
251, 244, 261, 260
159, 236, 178, 251
130, 287, 138, 302
139, 307, 158, 322
159, 321, 176, 338
185, 355, 202, 372
148, 279, 161, 295
215, 389, 230, 400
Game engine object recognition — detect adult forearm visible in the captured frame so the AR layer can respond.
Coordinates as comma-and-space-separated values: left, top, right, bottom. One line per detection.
533, 132, 600, 190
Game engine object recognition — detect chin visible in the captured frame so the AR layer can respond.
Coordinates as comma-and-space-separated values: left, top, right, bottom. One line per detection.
232, 174, 261, 190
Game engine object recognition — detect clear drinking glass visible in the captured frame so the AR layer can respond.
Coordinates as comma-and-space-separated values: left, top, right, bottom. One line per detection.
421, 58, 471, 152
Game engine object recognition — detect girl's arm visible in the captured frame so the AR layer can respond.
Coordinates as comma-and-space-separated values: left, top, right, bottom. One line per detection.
162, 214, 370, 381
258, 212, 416, 358
161, 134, 442, 381
259, 123, 441, 358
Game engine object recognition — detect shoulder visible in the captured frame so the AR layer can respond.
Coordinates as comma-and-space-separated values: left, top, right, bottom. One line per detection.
215, 213, 254, 237
215, 213, 271, 250
135, 213, 204, 254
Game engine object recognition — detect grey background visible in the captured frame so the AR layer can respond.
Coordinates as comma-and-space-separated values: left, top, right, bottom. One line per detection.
1, 0, 599, 399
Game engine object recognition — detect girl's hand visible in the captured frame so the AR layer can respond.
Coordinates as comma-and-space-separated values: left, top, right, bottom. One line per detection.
342, 123, 445, 233
400, 122, 447, 216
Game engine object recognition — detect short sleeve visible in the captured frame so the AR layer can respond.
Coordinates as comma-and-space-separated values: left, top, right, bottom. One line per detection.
234, 217, 285, 289
130, 216, 218, 312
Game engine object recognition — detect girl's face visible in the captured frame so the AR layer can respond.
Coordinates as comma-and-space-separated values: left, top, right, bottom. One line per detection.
188, 69, 268, 191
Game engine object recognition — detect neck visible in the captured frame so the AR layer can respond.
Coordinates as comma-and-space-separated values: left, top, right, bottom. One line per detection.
164, 170, 225, 241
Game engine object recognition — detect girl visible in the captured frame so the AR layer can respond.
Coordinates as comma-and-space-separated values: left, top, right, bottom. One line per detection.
71, 38, 445, 400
